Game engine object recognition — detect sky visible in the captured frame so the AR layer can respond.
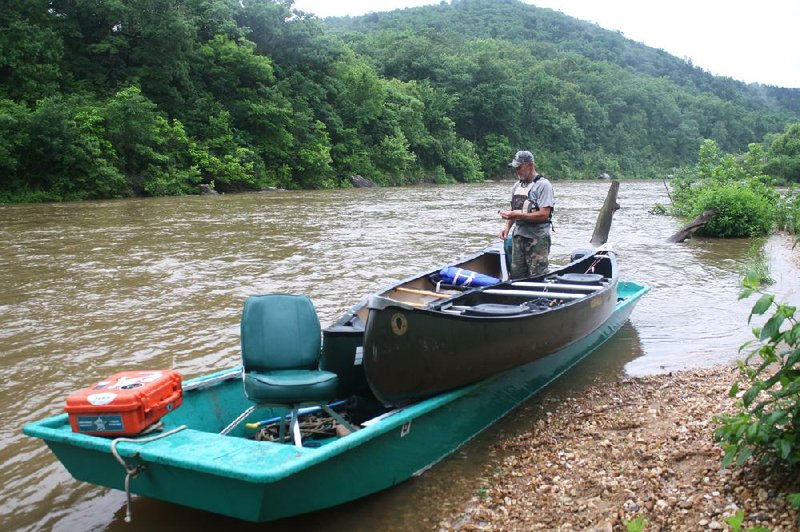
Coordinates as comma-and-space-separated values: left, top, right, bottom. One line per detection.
291, 0, 800, 88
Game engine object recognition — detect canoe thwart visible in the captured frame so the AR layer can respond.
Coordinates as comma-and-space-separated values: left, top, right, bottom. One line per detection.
483, 289, 586, 300
512, 281, 602, 291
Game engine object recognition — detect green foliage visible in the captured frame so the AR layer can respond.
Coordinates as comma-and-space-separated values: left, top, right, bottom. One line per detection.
789, 493, 800, 508
22, 94, 126, 200
741, 241, 774, 287
189, 110, 263, 191
670, 140, 781, 238
331, 0, 799, 179
2, 0, 799, 201
724, 509, 770, 532
427, 165, 453, 184
776, 189, 800, 234
765, 123, 800, 183
725, 510, 746, 532
714, 286, 800, 505
374, 129, 417, 185
624, 515, 647, 532
649, 203, 668, 215
691, 184, 774, 238
479, 134, 514, 178
103, 87, 170, 182
444, 137, 483, 183
0, 3, 63, 103
0, 99, 30, 187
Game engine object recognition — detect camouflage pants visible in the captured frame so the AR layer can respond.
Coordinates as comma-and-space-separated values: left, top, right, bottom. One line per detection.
510, 234, 551, 279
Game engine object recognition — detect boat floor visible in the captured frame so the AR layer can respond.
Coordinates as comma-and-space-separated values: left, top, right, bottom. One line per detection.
26, 374, 465, 483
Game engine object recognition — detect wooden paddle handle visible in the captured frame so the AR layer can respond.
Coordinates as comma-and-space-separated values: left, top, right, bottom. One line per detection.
394, 287, 451, 299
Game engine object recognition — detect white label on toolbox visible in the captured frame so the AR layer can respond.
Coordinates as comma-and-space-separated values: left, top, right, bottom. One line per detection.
112, 372, 163, 390
87, 393, 117, 406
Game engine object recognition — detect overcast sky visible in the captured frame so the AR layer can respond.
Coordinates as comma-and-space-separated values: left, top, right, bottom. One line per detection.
291, 0, 800, 88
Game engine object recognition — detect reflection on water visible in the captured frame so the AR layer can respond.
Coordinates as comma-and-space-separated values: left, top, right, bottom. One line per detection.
1, 181, 797, 530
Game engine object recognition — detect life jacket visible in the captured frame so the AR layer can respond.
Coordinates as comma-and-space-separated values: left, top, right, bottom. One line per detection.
511, 174, 554, 228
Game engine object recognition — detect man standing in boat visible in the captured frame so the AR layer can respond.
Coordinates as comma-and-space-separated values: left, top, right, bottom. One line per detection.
499, 150, 555, 278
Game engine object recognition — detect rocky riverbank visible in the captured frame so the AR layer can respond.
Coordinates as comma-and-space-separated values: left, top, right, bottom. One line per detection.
440, 366, 799, 531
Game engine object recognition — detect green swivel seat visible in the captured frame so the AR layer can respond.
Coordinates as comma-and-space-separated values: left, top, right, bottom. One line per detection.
220, 294, 356, 446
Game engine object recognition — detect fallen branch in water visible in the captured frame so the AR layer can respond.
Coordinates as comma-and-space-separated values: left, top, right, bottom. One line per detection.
667, 210, 717, 243
590, 180, 620, 246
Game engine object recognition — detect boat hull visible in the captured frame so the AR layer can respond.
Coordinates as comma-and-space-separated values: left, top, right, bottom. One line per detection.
364, 251, 619, 405
23, 282, 647, 522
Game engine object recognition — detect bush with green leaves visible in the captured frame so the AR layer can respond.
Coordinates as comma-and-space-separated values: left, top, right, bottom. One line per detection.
765, 123, 800, 183
774, 188, 800, 234
690, 184, 775, 237
714, 278, 800, 511
670, 140, 782, 237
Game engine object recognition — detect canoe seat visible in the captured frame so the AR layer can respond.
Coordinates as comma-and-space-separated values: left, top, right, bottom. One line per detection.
220, 294, 357, 446
554, 273, 604, 285
462, 303, 529, 317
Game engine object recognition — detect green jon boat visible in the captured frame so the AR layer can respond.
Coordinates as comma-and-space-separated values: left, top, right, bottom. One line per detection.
23, 279, 648, 522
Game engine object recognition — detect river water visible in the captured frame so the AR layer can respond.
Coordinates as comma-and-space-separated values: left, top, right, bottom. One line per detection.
1, 181, 798, 531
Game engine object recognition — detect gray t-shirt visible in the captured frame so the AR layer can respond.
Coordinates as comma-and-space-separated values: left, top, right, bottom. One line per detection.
511, 176, 554, 239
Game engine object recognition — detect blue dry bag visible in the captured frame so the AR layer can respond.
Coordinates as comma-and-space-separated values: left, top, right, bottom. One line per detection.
438, 266, 500, 287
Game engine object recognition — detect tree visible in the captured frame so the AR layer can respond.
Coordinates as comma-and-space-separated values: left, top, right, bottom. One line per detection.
0, 1, 64, 103
479, 134, 513, 178
0, 99, 29, 189
22, 95, 126, 199
375, 128, 417, 184
2, 0, 799, 201
765, 123, 800, 183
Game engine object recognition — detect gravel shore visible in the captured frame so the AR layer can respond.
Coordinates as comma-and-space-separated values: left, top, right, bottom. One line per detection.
440, 366, 799, 531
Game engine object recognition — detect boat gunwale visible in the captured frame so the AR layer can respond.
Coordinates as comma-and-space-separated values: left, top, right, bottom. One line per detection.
368, 276, 618, 318
329, 245, 503, 327
367, 251, 618, 318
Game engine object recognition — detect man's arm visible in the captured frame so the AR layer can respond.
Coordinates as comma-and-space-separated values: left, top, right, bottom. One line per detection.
500, 206, 551, 224
499, 217, 514, 239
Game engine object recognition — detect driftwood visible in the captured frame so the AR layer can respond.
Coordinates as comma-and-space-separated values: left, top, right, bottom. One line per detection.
667, 210, 718, 243
199, 184, 219, 195
351, 175, 378, 188
590, 180, 620, 245
663, 179, 673, 205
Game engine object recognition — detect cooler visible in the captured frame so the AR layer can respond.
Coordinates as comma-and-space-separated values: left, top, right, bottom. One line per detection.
64, 370, 183, 436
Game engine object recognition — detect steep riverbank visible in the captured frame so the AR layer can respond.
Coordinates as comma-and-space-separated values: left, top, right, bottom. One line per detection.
441, 366, 799, 531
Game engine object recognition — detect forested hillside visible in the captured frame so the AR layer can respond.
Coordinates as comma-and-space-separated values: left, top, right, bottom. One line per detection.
327, 0, 800, 178
331, 0, 800, 117
1, 0, 798, 202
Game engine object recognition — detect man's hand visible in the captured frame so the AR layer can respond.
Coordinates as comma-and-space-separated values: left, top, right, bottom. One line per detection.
499, 209, 516, 221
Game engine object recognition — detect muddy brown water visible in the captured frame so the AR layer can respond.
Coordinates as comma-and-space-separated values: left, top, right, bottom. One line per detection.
1, 181, 798, 531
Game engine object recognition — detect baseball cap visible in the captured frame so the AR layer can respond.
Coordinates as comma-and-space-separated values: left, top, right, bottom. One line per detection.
509, 150, 535, 168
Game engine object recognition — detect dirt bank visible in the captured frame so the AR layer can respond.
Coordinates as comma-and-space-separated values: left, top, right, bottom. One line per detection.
441, 367, 799, 531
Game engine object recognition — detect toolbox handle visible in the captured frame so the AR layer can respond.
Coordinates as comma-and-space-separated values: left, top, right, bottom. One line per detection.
145, 389, 181, 414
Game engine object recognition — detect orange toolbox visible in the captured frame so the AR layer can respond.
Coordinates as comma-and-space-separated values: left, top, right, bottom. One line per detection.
64, 370, 183, 436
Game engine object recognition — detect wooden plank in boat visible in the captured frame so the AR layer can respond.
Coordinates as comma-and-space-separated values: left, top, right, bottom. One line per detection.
394, 287, 452, 299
